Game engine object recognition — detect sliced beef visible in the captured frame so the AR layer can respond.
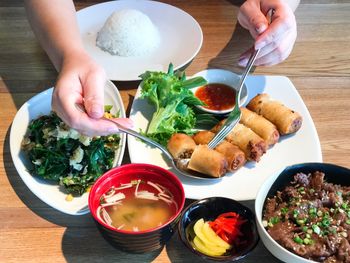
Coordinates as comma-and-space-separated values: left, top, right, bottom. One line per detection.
264, 198, 277, 218
294, 172, 310, 186
310, 171, 325, 191
282, 186, 298, 201
337, 239, 350, 262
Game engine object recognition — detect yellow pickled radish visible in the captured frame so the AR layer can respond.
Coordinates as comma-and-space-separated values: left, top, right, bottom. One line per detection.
192, 218, 232, 257
202, 221, 231, 249
193, 236, 226, 256
193, 219, 224, 248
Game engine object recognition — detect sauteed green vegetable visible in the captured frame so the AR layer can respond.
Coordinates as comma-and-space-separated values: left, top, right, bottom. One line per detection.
21, 111, 120, 196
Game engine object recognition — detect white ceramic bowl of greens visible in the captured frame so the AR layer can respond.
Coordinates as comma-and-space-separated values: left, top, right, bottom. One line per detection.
9, 81, 126, 215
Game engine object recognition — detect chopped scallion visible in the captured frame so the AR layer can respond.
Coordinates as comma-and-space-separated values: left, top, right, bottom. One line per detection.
312, 224, 321, 235
293, 236, 303, 244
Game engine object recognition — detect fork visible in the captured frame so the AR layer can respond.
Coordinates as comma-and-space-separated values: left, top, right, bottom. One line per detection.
207, 48, 260, 149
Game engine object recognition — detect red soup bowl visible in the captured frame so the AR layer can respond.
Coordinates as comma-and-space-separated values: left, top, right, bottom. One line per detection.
88, 163, 185, 253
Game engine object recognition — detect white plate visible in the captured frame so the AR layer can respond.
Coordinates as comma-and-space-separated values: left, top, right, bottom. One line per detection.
77, 0, 203, 81
128, 75, 322, 200
9, 81, 126, 215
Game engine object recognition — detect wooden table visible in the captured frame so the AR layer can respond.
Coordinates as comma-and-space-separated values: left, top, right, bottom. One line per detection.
1, 0, 350, 262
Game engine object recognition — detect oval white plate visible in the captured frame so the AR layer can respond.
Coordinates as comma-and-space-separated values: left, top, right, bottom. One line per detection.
191, 69, 248, 115
128, 75, 322, 201
9, 81, 126, 215
77, 0, 203, 81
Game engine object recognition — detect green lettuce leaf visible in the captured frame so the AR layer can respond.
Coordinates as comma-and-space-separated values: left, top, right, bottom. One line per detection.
139, 64, 207, 145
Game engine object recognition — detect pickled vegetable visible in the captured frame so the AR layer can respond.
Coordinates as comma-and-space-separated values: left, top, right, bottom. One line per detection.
192, 218, 231, 256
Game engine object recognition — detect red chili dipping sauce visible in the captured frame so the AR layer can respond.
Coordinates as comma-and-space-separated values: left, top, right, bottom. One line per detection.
195, 83, 236, 111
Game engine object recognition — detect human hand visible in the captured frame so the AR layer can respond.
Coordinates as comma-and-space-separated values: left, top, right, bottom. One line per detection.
52, 51, 132, 136
237, 0, 297, 66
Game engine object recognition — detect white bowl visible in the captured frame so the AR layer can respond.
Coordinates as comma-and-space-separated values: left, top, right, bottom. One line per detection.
191, 69, 248, 115
255, 162, 350, 263
9, 80, 126, 215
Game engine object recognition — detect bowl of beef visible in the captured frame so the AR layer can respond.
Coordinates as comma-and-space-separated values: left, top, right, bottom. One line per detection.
255, 162, 350, 263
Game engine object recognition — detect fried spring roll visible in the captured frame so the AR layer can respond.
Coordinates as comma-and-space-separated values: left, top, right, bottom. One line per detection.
188, 145, 227, 178
215, 141, 246, 170
212, 121, 267, 162
247, 93, 303, 135
167, 133, 196, 159
192, 130, 216, 145
192, 131, 246, 171
240, 107, 280, 146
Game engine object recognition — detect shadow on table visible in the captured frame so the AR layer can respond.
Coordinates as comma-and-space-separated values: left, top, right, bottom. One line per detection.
205, 0, 258, 76
165, 200, 282, 263
166, 233, 282, 263
61, 227, 161, 263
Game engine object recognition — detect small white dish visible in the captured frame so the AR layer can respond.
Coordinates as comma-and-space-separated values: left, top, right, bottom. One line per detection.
77, 0, 203, 81
191, 69, 248, 115
9, 81, 126, 215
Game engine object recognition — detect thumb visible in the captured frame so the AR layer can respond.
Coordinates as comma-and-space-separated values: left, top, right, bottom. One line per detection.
250, 11, 269, 35
83, 70, 106, 119
240, 2, 269, 37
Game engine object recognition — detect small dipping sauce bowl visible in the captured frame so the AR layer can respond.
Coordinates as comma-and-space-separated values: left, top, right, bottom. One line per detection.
88, 163, 185, 253
178, 197, 259, 261
191, 69, 248, 115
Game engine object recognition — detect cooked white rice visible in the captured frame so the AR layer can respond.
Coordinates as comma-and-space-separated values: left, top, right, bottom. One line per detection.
96, 9, 160, 57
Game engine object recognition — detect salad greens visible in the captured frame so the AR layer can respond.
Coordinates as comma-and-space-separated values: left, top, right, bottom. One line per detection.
140, 64, 215, 145
21, 111, 120, 196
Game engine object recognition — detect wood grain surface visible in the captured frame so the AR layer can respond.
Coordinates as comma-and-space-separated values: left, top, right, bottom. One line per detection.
1, 0, 350, 262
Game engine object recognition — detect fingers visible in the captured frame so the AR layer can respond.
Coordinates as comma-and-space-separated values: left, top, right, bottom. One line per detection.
238, 46, 255, 67
82, 66, 106, 119
255, 6, 296, 50
52, 70, 122, 137
237, 0, 297, 66
53, 88, 123, 136
238, 0, 269, 38
110, 118, 134, 129
254, 29, 296, 66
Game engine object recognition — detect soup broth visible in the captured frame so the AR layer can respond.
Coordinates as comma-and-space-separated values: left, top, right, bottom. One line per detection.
106, 197, 174, 231
97, 179, 177, 232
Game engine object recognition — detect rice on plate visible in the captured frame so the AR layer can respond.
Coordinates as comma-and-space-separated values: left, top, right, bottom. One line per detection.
96, 9, 160, 57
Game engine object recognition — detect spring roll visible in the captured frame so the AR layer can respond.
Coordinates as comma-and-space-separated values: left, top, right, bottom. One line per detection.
188, 145, 227, 178
192, 130, 216, 145
212, 120, 267, 162
192, 131, 246, 170
247, 93, 303, 135
167, 133, 196, 159
240, 107, 280, 146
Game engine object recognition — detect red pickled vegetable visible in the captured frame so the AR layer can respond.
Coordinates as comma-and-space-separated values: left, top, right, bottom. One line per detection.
208, 212, 246, 245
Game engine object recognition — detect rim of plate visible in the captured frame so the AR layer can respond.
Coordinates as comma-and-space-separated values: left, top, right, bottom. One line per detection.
9, 80, 126, 215
77, 0, 203, 81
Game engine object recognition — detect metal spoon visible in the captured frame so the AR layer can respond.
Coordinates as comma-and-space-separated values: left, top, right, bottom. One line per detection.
75, 104, 216, 180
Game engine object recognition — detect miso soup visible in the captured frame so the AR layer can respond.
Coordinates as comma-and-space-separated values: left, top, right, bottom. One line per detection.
97, 179, 177, 232
106, 197, 174, 231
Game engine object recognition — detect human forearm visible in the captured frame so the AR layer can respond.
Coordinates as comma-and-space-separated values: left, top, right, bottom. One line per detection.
24, 0, 84, 70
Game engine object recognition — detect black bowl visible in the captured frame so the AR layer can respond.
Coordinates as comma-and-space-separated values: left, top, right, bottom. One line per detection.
265, 162, 350, 198
178, 197, 259, 261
